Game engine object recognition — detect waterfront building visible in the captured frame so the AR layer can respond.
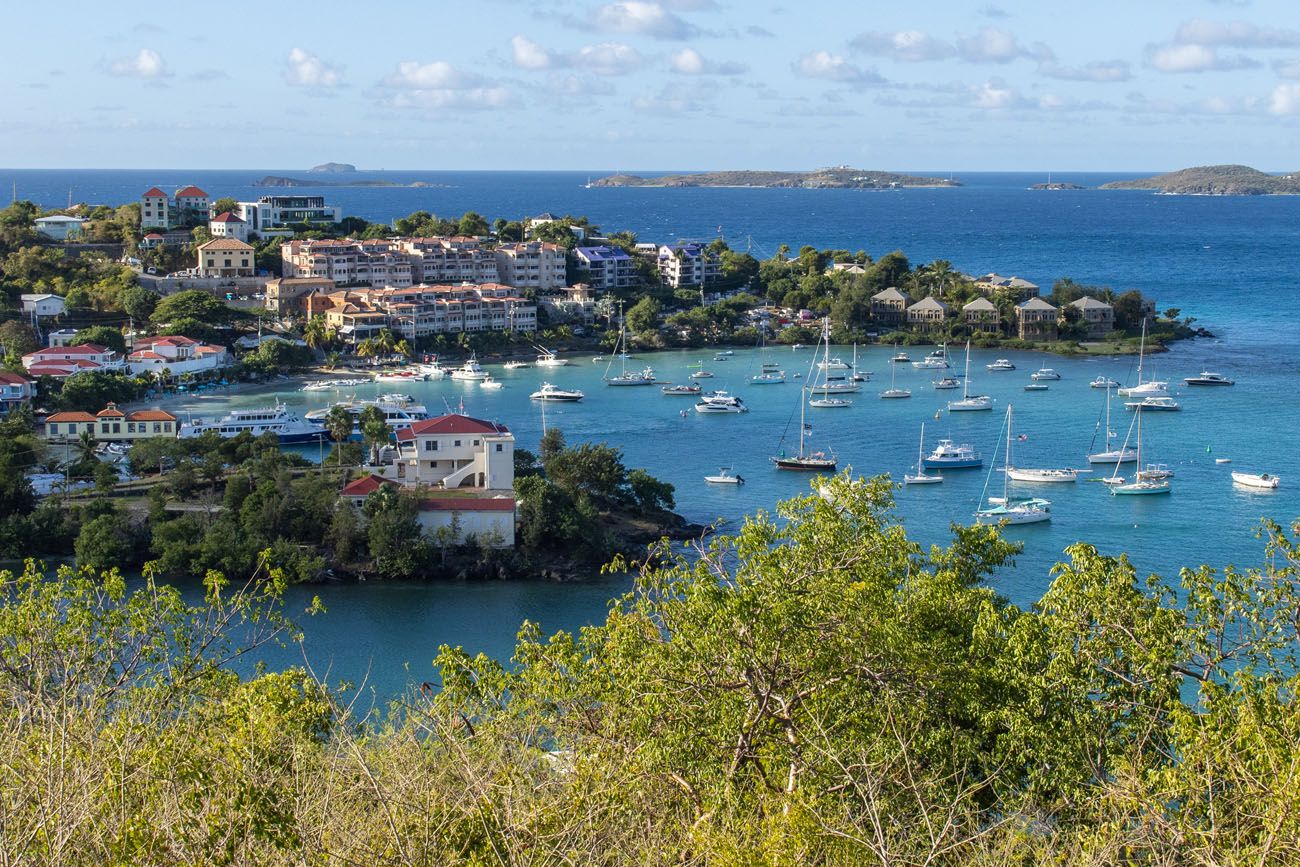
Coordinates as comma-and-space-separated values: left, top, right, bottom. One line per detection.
127, 335, 229, 377
575, 245, 635, 290
906, 296, 951, 332
235, 196, 342, 233
870, 286, 909, 325
962, 296, 1000, 330
42, 403, 177, 442
208, 211, 249, 243
398, 237, 500, 284
494, 241, 568, 290
657, 243, 721, 288
975, 273, 1040, 299
1068, 295, 1115, 338
264, 276, 336, 315
539, 283, 597, 326
22, 344, 125, 378
20, 293, 66, 318
279, 239, 414, 288
1016, 296, 1060, 340
33, 215, 86, 241
321, 283, 538, 342
0, 372, 35, 416
196, 238, 255, 278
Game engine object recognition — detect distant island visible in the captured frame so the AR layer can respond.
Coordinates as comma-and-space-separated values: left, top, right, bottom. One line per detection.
1030, 182, 1085, 191
1100, 165, 1300, 195
254, 175, 445, 189
588, 167, 960, 189
308, 162, 357, 173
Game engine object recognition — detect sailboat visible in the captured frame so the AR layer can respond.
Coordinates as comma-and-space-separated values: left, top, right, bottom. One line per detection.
1117, 319, 1168, 397
750, 328, 785, 384
880, 353, 911, 399
772, 387, 837, 470
603, 302, 656, 386
1087, 384, 1138, 464
1004, 417, 1078, 483
975, 405, 1052, 524
851, 343, 870, 382
947, 340, 993, 411
807, 319, 860, 394
903, 423, 943, 485
1111, 406, 1171, 496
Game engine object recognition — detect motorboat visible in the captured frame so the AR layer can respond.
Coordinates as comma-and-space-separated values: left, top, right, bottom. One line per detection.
302, 377, 369, 391
704, 467, 745, 484
903, 423, 943, 485
817, 357, 851, 371
809, 397, 852, 408
180, 404, 327, 444
1232, 471, 1279, 489
1116, 320, 1168, 397
479, 375, 503, 390
305, 394, 430, 436
923, 438, 982, 469
890, 351, 912, 363
1087, 384, 1137, 465
606, 366, 657, 386
1110, 407, 1171, 496
661, 383, 702, 396
449, 356, 488, 381
530, 382, 584, 402
534, 346, 568, 367
373, 369, 425, 383
1024, 383, 1050, 391
503, 360, 530, 370
1185, 371, 1234, 386
713, 352, 731, 362
986, 359, 1016, 372
975, 405, 1052, 525
932, 375, 960, 390
948, 340, 993, 411
1124, 395, 1180, 412
690, 370, 715, 379
1030, 368, 1061, 380
751, 370, 786, 384
1137, 464, 1174, 481
694, 391, 748, 413
911, 350, 950, 370
1090, 376, 1120, 389
415, 362, 446, 378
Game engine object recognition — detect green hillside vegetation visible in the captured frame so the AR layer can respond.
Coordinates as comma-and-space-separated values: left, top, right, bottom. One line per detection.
2, 474, 1297, 863
590, 167, 960, 189
1100, 164, 1300, 195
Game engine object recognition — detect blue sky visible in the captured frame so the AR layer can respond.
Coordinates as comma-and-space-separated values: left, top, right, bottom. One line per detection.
6, 0, 1300, 170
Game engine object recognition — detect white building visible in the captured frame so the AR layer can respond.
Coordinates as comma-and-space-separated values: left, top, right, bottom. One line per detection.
657, 243, 721, 288
140, 185, 209, 229
140, 188, 171, 230
33, 215, 86, 241
196, 238, 256, 278
46, 328, 80, 347
20, 294, 66, 318
340, 471, 516, 548
22, 344, 125, 378
493, 242, 568, 291
208, 211, 249, 243
126, 336, 230, 376
574, 245, 635, 290
236, 195, 342, 233
279, 239, 414, 288
0, 373, 35, 416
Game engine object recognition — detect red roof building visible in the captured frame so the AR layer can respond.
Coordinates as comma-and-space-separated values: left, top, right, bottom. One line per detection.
340, 474, 400, 499
175, 185, 208, 198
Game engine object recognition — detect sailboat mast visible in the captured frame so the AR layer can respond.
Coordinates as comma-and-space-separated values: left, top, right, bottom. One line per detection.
799, 386, 807, 455
1134, 406, 1143, 468
1004, 405, 1012, 500
1136, 320, 1146, 386
917, 422, 925, 469
962, 341, 972, 399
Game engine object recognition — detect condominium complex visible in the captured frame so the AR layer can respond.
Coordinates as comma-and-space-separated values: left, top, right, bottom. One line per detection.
575, 245, 636, 290
235, 196, 342, 233
657, 242, 722, 288
311, 284, 537, 343
280, 237, 499, 288
493, 241, 568, 290
140, 185, 210, 230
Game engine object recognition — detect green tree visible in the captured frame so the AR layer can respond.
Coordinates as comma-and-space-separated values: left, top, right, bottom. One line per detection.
71, 325, 128, 354
73, 511, 134, 570
152, 290, 231, 327
325, 405, 354, 466
457, 211, 490, 237
210, 197, 240, 217
119, 285, 158, 321
0, 320, 39, 356
357, 405, 390, 465
625, 296, 661, 334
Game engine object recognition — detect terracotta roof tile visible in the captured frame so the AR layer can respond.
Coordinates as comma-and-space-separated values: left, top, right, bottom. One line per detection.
340, 474, 400, 497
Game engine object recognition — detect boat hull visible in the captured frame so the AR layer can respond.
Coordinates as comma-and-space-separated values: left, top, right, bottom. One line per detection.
772, 457, 837, 471
1006, 468, 1078, 483
1088, 450, 1137, 464
1231, 472, 1279, 489
923, 458, 982, 469
903, 474, 943, 485
1111, 483, 1171, 495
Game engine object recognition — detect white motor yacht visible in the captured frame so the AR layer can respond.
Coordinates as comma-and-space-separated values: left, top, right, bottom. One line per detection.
305, 394, 430, 435
534, 346, 568, 367
694, 391, 749, 414
1030, 368, 1061, 380
704, 467, 744, 484
986, 358, 1016, 372
1185, 371, 1234, 386
922, 439, 982, 469
449, 356, 488, 381
1090, 376, 1120, 389
530, 382, 584, 402
1125, 395, 1180, 412
1231, 471, 1279, 489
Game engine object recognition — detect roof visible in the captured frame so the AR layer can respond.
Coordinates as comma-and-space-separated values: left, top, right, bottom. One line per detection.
209, 211, 245, 223
96, 405, 125, 417
575, 245, 631, 261
26, 344, 110, 358
20, 293, 60, 302
35, 215, 86, 224
129, 409, 177, 422
1070, 296, 1113, 310
175, 186, 208, 197
394, 413, 511, 441
0, 373, 33, 385
1007, 277, 1039, 289
44, 411, 96, 423
128, 350, 167, 361
963, 297, 998, 311
143, 233, 164, 240
418, 497, 516, 512
340, 474, 400, 498
197, 237, 254, 252
142, 187, 167, 198
908, 296, 950, 311
1018, 297, 1058, 311
872, 287, 908, 301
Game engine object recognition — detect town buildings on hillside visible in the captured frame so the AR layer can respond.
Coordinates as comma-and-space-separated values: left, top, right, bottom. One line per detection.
657, 243, 721, 288
22, 344, 125, 378
126, 336, 230, 376
310, 284, 537, 343
141, 186, 210, 230
493, 241, 568, 290
0, 373, 35, 416
235, 196, 342, 234
33, 215, 86, 241
208, 212, 250, 243
196, 238, 256, 278
575, 245, 635, 290
42, 403, 177, 443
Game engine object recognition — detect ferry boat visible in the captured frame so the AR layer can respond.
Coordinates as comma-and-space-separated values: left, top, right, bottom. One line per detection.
530, 382, 584, 402
305, 394, 430, 434
922, 439, 982, 469
694, 391, 748, 414
180, 404, 327, 444
449, 356, 488, 381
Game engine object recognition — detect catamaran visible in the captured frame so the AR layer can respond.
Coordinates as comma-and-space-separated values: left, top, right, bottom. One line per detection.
903, 423, 943, 485
975, 405, 1052, 524
948, 340, 993, 411
772, 386, 836, 470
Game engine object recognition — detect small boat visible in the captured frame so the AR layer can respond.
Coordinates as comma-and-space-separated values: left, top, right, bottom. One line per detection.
932, 375, 960, 390
986, 359, 1016, 372
713, 353, 731, 361
1125, 395, 1180, 412
479, 375, 503, 390
817, 357, 851, 371
694, 391, 748, 414
1031, 368, 1061, 381
923, 438, 982, 469
890, 351, 912, 363
904, 423, 943, 485
809, 397, 852, 408
1215, 457, 1232, 464
976, 405, 1051, 525
808, 319, 861, 394
591, 356, 604, 363
751, 370, 786, 385
661, 383, 702, 396
503, 360, 529, 370
606, 366, 657, 386
449, 356, 488, 381
530, 382, 584, 402
1185, 371, 1234, 386
948, 341, 993, 412
415, 362, 446, 378
911, 346, 949, 370
690, 370, 715, 379
1231, 471, 1279, 489
704, 467, 745, 485
1090, 376, 1120, 389
534, 346, 568, 367
1024, 383, 1050, 391
1137, 464, 1174, 481
374, 369, 425, 383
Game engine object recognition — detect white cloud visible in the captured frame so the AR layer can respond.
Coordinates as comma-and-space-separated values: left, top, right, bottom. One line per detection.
1145, 42, 1258, 72
107, 48, 167, 79
284, 48, 342, 88
574, 42, 645, 76
850, 30, 953, 62
1274, 58, 1300, 79
631, 84, 708, 114
549, 73, 616, 96
793, 51, 884, 85
384, 88, 516, 111
956, 27, 1032, 63
511, 35, 555, 70
669, 48, 746, 75
1270, 82, 1300, 115
973, 79, 1018, 109
1175, 19, 1300, 48
383, 61, 483, 90
1038, 59, 1132, 82
593, 2, 695, 40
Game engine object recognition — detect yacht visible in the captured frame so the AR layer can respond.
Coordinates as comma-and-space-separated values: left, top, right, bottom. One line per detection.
1125, 395, 1180, 412
503, 360, 530, 370
1030, 368, 1061, 380
1024, 382, 1050, 392
704, 467, 745, 484
1231, 471, 1279, 489
750, 370, 786, 384
986, 358, 1016, 372
1090, 376, 1120, 389
373, 369, 425, 383
479, 375, 503, 390
530, 382, 584, 402
1117, 320, 1168, 397
1110, 407, 1171, 496
879, 358, 910, 398
911, 346, 950, 370
817, 357, 851, 371
948, 340, 993, 411
890, 350, 912, 364
1185, 371, 1234, 386
449, 356, 488, 381
772, 386, 837, 470
1087, 385, 1138, 465
305, 394, 430, 434
975, 406, 1052, 525
808, 396, 852, 408
607, 365, 657, 386
604, 304, 657, 386
534, 346, 568, 367
932, 375, 960, 390
180, 404, 327, 443
694, 391, 749, 414
1006, 467, 1077, 483
414, 361, 445, 378
661, 383, 702, 396
690, 370, 715, 379
922, 439, 982, 469
808, 319, 860, 394
903, 424, 943, 485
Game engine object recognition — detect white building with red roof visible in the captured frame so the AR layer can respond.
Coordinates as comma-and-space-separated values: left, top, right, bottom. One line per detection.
127, 335, 230, 376
208, 211, 249, 243
0, 372, 35, 416
140, 185, 210, 229
42, 403, 177, 442
140, 187, 171, 229
21, 344, 125, 378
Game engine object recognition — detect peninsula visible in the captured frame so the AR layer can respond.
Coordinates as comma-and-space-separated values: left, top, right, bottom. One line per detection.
588, 167, 960, 189
1100, 164, 1300, 195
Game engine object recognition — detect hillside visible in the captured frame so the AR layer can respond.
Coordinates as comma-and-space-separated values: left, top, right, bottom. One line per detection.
589, 167, 960, 189
1100, 164, 1300, 195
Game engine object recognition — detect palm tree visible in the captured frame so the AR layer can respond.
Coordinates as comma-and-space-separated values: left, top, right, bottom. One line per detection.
374, 329, 397, 357
303, 316, 329, 351
393, 339, 412, 360
358, 405, 390, 466
325, 405, 354, 466
74, 430, 98, 465
355, 338, 377, 360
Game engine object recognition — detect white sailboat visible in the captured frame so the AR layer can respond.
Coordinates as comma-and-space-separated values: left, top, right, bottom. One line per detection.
1117, 320, 1168, 397
807, 318, 860, 394
604, 303, 656, 386
851, 343, 870, 382
1110, 406, 1171, 496
947, 340, 993, 411
1004, 418, 1078, 483
975, 405, 1052, 524
750, 329, 785, 384
903, 423, 943, 485
880, 353, 911, 399
1087, 384, 1138, 465
772, 386, 836, 470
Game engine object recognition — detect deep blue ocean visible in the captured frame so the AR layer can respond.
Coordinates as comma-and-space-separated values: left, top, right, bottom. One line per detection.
6, 168, 1298, 699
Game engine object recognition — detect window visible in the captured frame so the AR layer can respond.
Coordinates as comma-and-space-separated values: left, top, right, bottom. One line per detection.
101, 423, 110, 434
48, 423, 58, 434
153, 423, 161, 433
495, 443, 503, 453
473, 439, 480, 446
453, 439, 461, 447
127, 422, 136, 433
113, 423, 120, 434
424, 440, 438, 452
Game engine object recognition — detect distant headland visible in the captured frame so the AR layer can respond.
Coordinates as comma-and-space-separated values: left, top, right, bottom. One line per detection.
254, 175, 445, 189
1100, 164, 1300, 195
587, 167, 961, 189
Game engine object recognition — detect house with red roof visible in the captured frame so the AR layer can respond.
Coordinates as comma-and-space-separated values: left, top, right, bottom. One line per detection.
42, 403, 177, 442
128, 335, 230, 376
0, 372, 35, 416
141, 187, 171, 229
208, 211, 248, 243
139, 185, 210, 230
21, 344, 125, 378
